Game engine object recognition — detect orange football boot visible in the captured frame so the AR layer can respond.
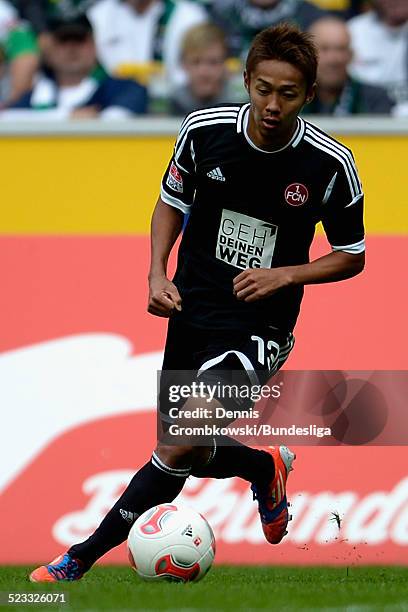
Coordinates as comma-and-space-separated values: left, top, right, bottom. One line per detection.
251, 445, 295, 544
29, 553, 84, 582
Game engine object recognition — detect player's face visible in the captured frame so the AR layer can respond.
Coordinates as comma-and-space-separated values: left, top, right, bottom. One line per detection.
245, 59, 314, 150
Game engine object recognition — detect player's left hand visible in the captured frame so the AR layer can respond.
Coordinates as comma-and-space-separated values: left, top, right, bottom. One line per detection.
233, 267, 293, 302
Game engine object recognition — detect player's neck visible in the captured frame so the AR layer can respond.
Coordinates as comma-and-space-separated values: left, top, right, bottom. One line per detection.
246, 112, 298, 152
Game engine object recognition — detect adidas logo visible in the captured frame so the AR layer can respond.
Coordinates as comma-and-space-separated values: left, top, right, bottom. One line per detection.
182, 524, 193, 537
119, 509, 138, 525
207, 167, 225, 182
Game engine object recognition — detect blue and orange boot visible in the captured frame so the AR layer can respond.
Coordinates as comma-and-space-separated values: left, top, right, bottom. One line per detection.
251, 445, 296, 544
29, 553, 84, 582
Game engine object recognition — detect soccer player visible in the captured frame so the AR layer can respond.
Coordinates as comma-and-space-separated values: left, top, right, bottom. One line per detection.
30, 23, 365, 582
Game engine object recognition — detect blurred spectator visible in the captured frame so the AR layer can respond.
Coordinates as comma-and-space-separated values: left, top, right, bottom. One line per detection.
348, 0, 408, 105
13, 0, 98, 34
304, 16, 393, 114
4, 15, 147, 118
13, 0, 100, 70
302, 0, 369, 19
209, 0, 326, 59
0, 0, 39, 105
169, 23, 247, 115
87, 0, 207, 87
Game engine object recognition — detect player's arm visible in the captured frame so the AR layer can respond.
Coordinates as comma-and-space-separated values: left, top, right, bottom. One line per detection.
148, 117, 196, 316
283, 250, 365, 284
148, 198, 184, 317
233, 250, 364, 302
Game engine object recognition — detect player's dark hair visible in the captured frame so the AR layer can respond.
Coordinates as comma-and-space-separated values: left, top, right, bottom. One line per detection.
245, 23, 318, 90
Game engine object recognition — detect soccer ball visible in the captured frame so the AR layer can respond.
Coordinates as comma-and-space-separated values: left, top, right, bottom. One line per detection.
127, 503, 215, 582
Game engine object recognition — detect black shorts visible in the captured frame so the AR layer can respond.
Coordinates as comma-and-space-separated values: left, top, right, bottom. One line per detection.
159, 316, 294, 425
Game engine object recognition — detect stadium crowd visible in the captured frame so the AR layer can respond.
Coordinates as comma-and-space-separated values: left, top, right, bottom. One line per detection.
0, 0, 406, 118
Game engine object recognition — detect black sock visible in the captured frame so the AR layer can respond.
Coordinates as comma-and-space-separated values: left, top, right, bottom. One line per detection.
191, 437, 274, 485
68, 455, 188, 570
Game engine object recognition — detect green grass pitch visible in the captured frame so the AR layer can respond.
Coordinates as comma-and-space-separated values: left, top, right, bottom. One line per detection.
1, 566, 408, 611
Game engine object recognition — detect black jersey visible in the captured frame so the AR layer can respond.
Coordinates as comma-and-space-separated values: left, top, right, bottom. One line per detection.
161, 103, 365, 332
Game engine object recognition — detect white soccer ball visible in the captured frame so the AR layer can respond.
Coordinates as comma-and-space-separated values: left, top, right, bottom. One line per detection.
127, 503, 216, 582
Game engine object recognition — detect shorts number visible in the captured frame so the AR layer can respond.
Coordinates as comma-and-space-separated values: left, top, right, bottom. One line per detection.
251, 335, 279, 369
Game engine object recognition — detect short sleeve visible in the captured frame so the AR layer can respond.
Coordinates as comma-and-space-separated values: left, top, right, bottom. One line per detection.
321, 152, 365, 254
5, 26, 38, 60
160, 114, 196, 214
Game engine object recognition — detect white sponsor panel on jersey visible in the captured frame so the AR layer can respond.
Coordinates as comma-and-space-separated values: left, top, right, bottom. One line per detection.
216, 209, 278, 270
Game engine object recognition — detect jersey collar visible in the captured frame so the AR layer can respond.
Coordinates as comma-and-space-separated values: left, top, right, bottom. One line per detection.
237, 102, 305, 153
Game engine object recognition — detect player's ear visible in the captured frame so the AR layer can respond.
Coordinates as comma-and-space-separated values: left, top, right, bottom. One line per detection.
305, 82, 317, 105
243, 70, 250, 93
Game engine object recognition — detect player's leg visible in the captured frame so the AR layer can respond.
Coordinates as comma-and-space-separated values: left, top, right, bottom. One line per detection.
66, 325, 290, 571
192, 436, 275, 483
192, 437, 295, 544
67, 452, 191, 567
29, 445, 195, 582
190, 327, 294, 480
189, 328, 296, 544
29, 319, 199, 582
158, 326, 294, 487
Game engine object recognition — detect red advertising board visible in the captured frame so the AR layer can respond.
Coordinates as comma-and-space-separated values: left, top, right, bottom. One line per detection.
1, 236, 407, 565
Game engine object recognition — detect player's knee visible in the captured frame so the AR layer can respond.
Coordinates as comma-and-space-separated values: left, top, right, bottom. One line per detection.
155, 443, 194, 468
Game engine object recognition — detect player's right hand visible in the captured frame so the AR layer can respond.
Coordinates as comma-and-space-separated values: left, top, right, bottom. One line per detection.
148, 276, 182, 317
